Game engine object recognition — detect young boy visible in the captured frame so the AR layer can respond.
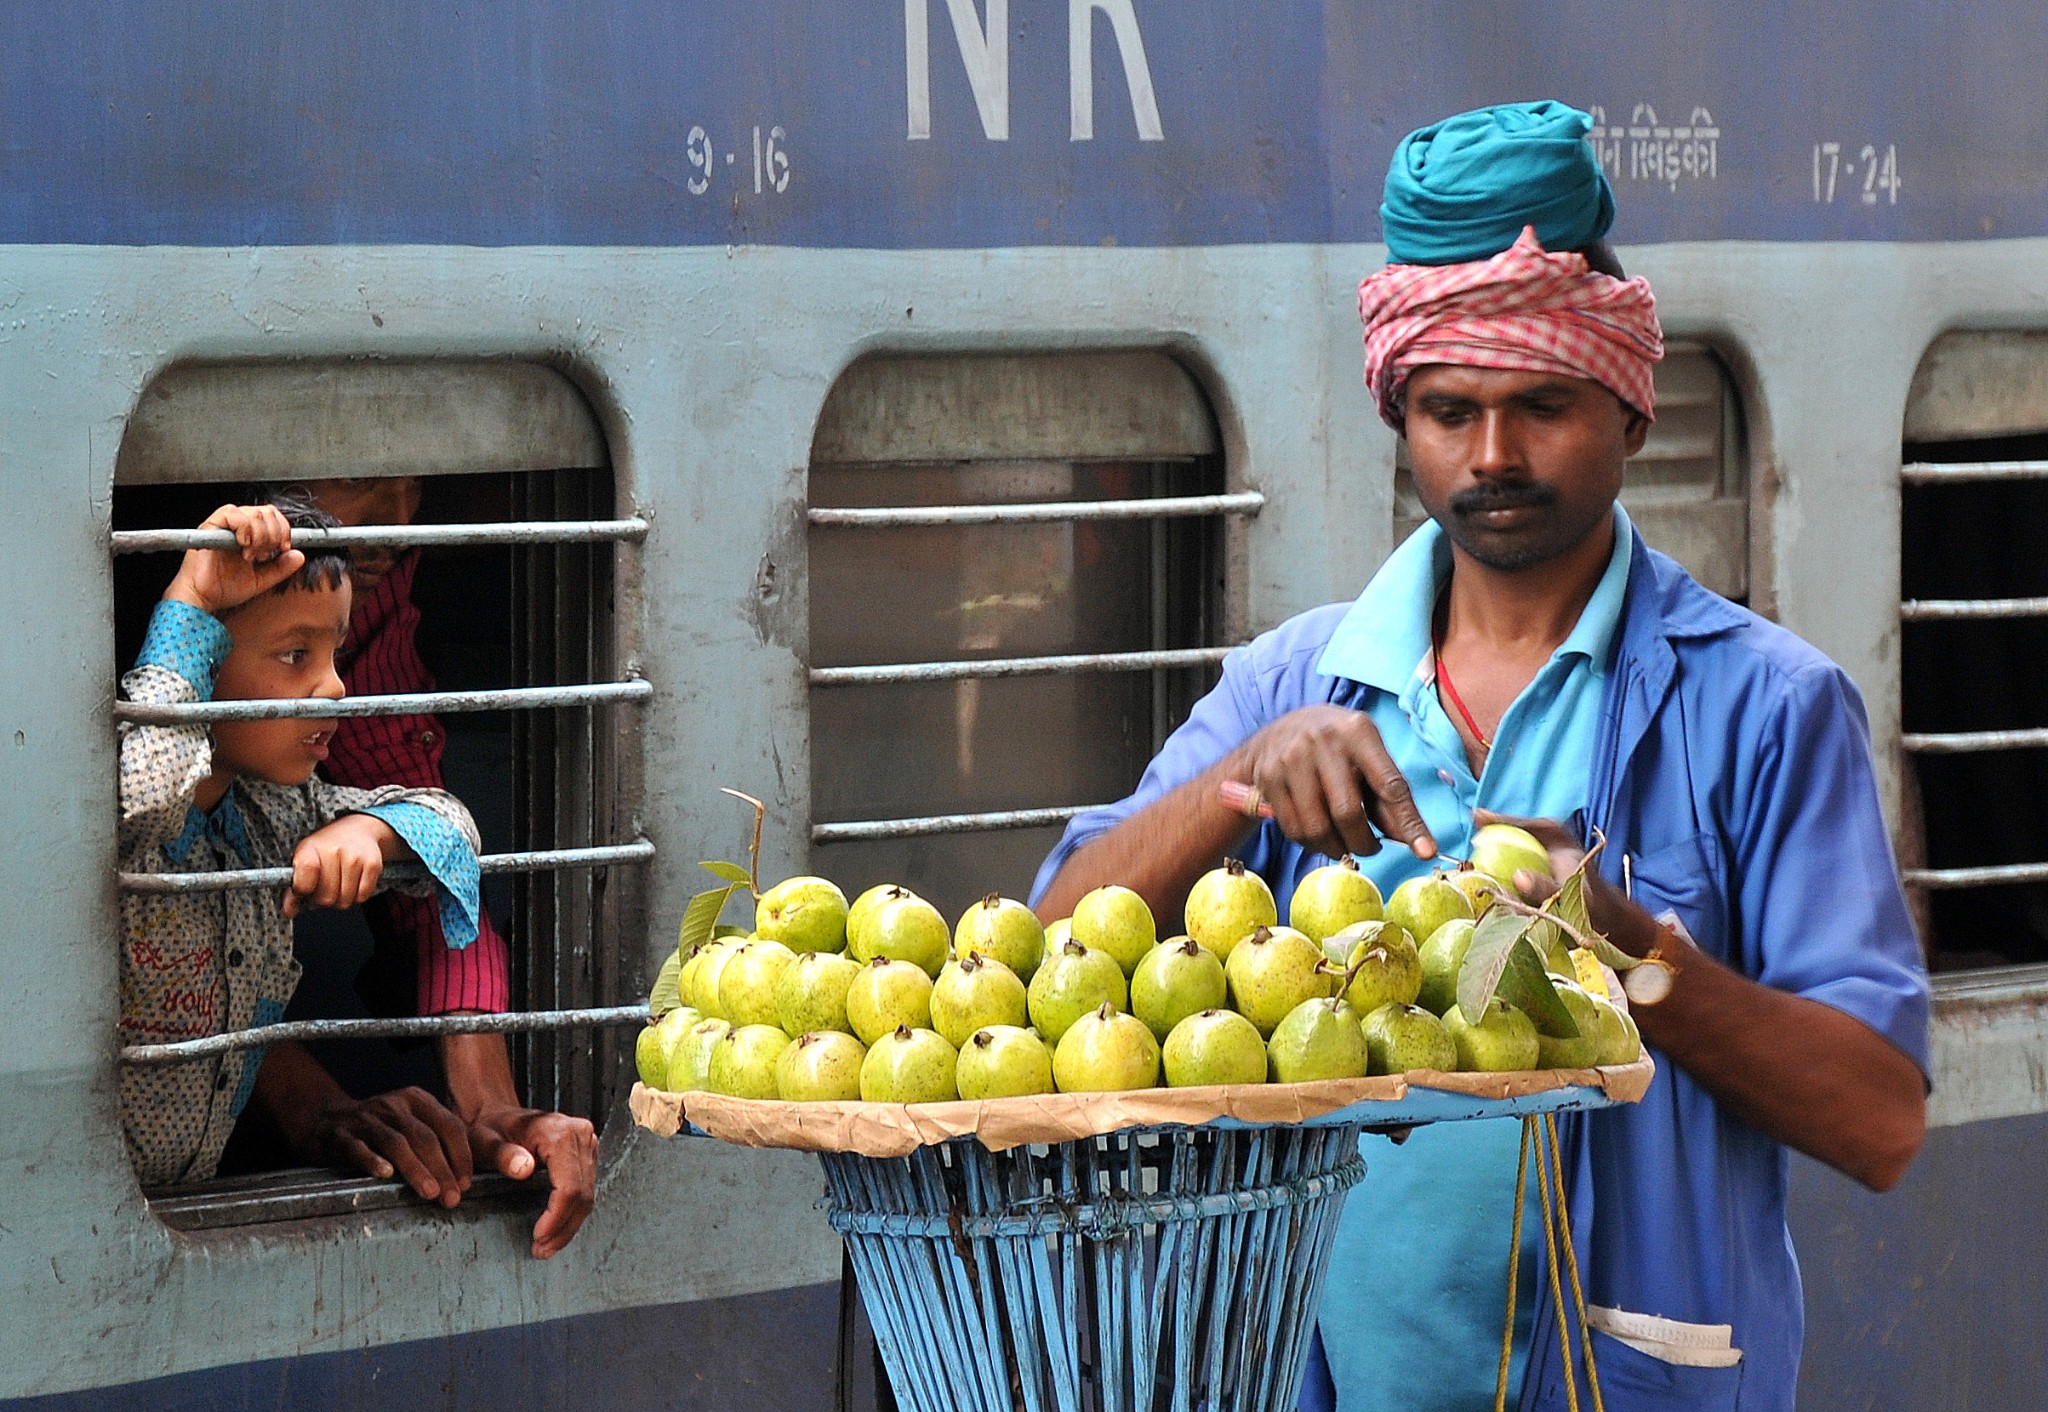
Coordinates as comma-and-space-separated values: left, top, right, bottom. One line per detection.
276, 476, 597, 1259
119, 501, 488, 1203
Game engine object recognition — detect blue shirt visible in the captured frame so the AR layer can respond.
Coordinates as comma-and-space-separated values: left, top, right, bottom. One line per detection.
1031, 528, 1931, 1412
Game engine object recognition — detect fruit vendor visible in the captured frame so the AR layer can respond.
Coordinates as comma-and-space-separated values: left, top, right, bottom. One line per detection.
1032, 101, 1929, 1412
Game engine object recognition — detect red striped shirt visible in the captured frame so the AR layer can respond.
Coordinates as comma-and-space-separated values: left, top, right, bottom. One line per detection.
328, 551, 511, 1015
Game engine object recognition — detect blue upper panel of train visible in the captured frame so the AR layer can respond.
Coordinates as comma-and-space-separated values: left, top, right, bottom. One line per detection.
2, 0, 2038, 248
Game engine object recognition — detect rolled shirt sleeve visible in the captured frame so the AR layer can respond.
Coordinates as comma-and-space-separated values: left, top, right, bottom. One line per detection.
358, 799, 483, 951
1739, 662, 1932, 1075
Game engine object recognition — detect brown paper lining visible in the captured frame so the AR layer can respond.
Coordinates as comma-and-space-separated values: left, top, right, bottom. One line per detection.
628, 1055, 1654, 1159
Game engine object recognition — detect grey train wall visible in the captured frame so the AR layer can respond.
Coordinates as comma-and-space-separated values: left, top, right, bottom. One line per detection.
2, 3, 2045, 1409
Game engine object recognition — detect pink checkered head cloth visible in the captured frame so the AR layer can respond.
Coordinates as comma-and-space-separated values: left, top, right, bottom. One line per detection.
1358, 225, 1664, 429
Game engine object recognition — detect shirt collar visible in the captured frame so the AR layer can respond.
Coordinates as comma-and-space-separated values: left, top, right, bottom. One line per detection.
164, 789, 253, 866
1315, 503, 1635, 689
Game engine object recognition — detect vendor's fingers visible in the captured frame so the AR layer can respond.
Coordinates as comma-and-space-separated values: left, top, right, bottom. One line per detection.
1316, 753, 1382, 858
1515, 869, 1561, 905
1350, 736, 1435, 859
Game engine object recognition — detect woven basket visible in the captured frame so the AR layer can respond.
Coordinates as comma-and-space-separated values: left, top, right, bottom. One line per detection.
821, 1121, 1367, 1412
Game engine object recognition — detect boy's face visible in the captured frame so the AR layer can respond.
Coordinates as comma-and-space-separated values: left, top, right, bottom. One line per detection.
298, 477, 421, 592
212, 580, 350, 786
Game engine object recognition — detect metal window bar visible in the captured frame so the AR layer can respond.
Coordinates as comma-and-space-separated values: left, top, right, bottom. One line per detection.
1900, 728, 2048, 754
1902, 596, 2048, 621
813, 805, 1102, 844
1903, 863, 2048, 890
1902, 460, 2048, 484
122, 1004, 653, 1065
809, 646, 1235, 688
806, 490, 1264, 528
114, 679, 650, 724
111, 519, 649, 555
118, 840, 654, 894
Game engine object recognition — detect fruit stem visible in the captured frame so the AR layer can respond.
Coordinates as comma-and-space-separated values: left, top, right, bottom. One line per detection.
719, 787, 768, 898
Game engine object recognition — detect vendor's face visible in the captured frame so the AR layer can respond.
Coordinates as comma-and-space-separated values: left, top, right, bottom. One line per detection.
1402, 366, 1648, 572
297, 476, 422, 592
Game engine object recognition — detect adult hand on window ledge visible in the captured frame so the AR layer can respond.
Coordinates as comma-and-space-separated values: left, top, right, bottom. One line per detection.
465, 1105, 598, 1259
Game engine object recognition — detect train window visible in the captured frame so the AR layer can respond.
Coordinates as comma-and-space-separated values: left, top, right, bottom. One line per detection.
1393, 342, 1750, 600
111, 358, 649, 1226
806, 352, 1246, 918
1899, 332, 2048, 971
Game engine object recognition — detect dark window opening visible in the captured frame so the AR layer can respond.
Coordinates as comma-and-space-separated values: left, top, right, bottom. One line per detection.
1902, 430, 2048, 970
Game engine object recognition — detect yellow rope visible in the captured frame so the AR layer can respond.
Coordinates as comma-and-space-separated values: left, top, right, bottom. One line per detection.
1494, 1117, 1536, 1412
1534, 1113, 1581, 1412
1543, 1114, 1607, 1412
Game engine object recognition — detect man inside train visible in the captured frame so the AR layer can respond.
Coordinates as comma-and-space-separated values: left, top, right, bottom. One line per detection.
1032, 102, 1930, 1411
268, 475, 598, 1260
118, 502, 499, 1217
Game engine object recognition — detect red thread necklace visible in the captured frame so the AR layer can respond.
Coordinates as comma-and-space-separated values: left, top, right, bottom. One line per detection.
1432, 604, 1493, 752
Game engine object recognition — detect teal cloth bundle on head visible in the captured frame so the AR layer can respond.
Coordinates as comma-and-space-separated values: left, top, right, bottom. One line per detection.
1380, 101, 1615, 265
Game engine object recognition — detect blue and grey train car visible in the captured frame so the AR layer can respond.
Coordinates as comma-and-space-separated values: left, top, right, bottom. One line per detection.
2, 4, 2044, 1407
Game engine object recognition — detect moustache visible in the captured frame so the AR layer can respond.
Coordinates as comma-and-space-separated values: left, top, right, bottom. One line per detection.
1449, 482, 1558, 515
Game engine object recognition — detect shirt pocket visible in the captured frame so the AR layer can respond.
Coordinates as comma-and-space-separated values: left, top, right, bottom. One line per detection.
1624, 829, 1726, 963
1531, 1329, 1743, 1412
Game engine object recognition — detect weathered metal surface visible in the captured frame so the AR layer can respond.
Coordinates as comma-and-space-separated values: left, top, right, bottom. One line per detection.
809, 646, 1234, 687
1901, 727, 2048, 754
115, 679, 652, 724
1901, 459, 2048, 483
113, 519, 649, 554
807, 491, 1265, 528
146, 1167, 541, 1231
1905, 862, 2048, 889
119, 839, 655, 894
1901, 594, 2048, 621
1926, 965, 2048, 1128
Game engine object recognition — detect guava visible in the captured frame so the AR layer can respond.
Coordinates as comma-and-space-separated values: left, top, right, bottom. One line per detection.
1288, 857, 1385, 943
1450, 867, 1501, 916
671, 1018, 734, 1092
635, 1004, 703, 1090
847, 883, 916, 958
1026, 939, 1129, 1045
1467, 823, 1555, 894
1072, 885, 1157, 976
863, 893, 952, 978
845, 957, 934, 1044
706, 1023, 793, 1098
1223, 925, 1332, 1037
1339, 924, 1423, 1015
955, 1025, 1056, 1100
776, 1029, 867, 1101
1130, 936, 1228, 1043
690, 940, 744, 1019
1052, 1003, 1161, 1092
754, 875, 851, 955
1532, 922, 1576, 978
1267, 997, 1369, 1083
718, 939, 798, 1029
1587, 993, 1642, 1066
953, 893, 1046, 982
1183, 859, 1278, 961
776, 949, 862, 1037
1445, 1000, 1540, 1073
1535, 979, 1600, 1070
1043, 917, 1073, 953
1360, 1002, 1456, 1075
1415, 918, 1479, 1016
1161, 1009, 1268, 1087
1385, 873, 1474, 953
929, 954, 1029, 1048
859, 1026, 958, 1104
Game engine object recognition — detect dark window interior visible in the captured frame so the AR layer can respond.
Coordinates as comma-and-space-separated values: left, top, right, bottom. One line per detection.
808, 457, 1225, 922
113, 469, 625, 1190
1902, 431, 2048, 970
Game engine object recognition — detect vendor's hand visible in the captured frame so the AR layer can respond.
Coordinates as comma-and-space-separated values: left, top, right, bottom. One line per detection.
1472, 810, 1660, 958
283, 814, 399, 918
163, 503, 306, 617
310, 1086, 474, 1207
467, 1106, 598, 1259
1228, 706, 1437, 861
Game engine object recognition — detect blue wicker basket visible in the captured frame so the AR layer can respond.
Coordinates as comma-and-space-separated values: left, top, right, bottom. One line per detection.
821, 1122, 1367, 1412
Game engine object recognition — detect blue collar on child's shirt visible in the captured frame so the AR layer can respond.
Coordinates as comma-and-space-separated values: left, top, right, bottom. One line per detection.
165, 790, 252, 865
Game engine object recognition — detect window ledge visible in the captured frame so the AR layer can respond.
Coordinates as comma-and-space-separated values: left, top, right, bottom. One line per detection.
147, 1166, 543, 1233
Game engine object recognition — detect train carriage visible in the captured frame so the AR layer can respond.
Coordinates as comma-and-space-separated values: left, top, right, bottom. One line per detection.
1, 3, 2045, 1408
